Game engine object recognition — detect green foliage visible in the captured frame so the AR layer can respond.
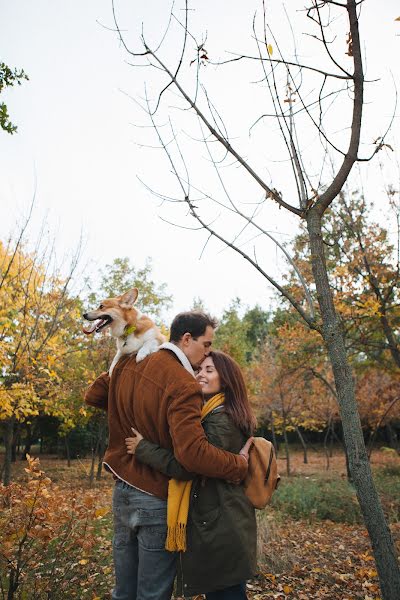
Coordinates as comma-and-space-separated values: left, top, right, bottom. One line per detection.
214, 299, 270, 366
0, 62, 29, 134
374, 465, 400, 522
271, 467, 400, 524
91, 256, 171, 319
191, 296, 208, 311
59, 425, 95, 459
271, 475, 362, 523
243, 305, 270, 353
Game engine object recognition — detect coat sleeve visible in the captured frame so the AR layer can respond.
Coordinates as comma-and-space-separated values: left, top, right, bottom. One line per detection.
135, 440, 195, 481
167, 383, 248, 482
84, 372, 110, 411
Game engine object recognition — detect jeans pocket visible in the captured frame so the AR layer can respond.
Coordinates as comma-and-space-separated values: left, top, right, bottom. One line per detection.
136, 507, 167, 550
138, 506, 167, 526
139, 521, 168, 550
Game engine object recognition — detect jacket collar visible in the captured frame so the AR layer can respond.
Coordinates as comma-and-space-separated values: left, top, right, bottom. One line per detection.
158, 342, 195, 377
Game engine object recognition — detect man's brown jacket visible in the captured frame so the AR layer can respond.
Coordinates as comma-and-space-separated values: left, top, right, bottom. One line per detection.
84, 348, 247, 499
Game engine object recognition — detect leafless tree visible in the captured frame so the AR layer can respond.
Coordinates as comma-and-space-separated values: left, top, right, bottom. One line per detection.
111, 0, 400, 596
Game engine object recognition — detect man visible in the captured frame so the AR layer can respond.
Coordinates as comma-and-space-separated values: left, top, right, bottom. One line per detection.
85, 311, 248, 600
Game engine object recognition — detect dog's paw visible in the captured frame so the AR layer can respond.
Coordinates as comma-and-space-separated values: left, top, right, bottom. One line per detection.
136, 342, 159, 363
136, 347, 151, 362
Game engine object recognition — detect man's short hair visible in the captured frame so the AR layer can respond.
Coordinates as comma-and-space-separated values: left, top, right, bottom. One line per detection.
169, 311, 218, 342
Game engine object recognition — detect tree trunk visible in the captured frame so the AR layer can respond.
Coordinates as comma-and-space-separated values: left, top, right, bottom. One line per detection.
96, 422, 107, 481
385, 423, 399, 454
282, 422, 290, 476
329, 422, 334, 458
64, 435, 71, 468
307, 208, 400, 599
21, 423, 32, 460
11, 425, 19, 463
270, 413, 278, 455
89, 444, 97, 488
96, 453, 104, 481
323, 423, 331, 471
2, 417, 15, 486
295, 426, 308, 464
331, 425, 352, 480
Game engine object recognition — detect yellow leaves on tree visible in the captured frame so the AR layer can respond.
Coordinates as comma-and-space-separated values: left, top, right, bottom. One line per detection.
0, 238, 91, 435
0, 383, 40, 422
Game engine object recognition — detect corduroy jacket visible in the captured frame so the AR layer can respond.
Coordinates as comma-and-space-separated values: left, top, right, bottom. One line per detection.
84, 348, 247, 499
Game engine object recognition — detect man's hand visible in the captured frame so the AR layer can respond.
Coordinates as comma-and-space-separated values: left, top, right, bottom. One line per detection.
125, 427, 144, 455
239, 436, 254, 462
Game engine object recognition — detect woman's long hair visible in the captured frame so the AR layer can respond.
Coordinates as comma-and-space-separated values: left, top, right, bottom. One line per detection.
209, 350, 257, 436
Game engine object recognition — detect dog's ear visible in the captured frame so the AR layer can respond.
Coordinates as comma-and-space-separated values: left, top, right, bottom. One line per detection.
119, 288, 139, 308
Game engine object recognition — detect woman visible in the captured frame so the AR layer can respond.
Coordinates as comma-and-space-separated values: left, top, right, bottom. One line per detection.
126, 350, 257, 599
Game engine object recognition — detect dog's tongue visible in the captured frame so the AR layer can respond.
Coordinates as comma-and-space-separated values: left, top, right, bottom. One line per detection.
82, 320, 102, 335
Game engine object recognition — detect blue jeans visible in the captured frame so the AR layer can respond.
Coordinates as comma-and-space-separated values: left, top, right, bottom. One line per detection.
112, 480, 176, 600
205, 583, 248, 599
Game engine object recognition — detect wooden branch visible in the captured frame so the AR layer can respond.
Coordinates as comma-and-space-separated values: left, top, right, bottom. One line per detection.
314, 0, 364, 215
183, 196, 318, 329
214, 53, 352, 80
143, 46, 303, 217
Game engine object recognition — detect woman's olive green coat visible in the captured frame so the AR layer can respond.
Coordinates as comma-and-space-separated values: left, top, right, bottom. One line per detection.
135, 406, 257, 597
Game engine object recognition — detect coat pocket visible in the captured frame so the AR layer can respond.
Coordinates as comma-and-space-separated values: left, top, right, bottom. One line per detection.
191, 505, 220, 530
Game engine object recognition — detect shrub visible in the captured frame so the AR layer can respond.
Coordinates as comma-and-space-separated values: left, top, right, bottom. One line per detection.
374, 465, 400, 522
0, 455, 113, 599
270, 475, 362, 523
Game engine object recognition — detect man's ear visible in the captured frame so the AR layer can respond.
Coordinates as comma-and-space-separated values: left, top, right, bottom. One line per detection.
181, 332, 192, 346
119, 288, 139, 307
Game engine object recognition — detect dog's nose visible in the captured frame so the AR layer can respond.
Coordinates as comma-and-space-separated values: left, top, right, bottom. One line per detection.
83, 313, 88, 319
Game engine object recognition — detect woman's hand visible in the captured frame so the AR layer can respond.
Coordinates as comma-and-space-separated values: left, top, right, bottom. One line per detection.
125, 427, 144, 455
239, 436, 254, 462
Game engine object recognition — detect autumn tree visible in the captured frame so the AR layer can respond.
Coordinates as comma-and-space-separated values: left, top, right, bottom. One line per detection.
251, 319, 336, 472
0, 231, 82, 484
111, 0, 400, 595
285, 190, 400, 451
287, 190, 400, 371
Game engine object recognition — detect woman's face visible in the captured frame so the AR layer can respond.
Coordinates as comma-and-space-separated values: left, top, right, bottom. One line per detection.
196, 356, 221, 396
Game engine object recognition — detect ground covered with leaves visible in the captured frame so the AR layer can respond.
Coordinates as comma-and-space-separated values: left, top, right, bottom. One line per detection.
252, 513, 399, 600
0, 449, 399, 599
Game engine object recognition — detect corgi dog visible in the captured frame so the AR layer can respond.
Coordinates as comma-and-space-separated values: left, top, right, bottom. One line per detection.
82, 288, 165, 375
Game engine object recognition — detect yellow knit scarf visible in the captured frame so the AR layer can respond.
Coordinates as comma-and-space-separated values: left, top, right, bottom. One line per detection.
165, 392, 225, 552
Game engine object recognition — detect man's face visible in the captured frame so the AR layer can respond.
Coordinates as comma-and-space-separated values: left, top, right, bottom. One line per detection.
180, 325, 215, 368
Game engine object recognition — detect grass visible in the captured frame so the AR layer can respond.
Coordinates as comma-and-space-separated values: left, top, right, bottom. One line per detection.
268, 451, 400, 524
271, 474, 362, 523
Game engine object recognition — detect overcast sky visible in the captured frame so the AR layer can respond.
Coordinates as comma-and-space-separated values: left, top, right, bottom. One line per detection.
1, 0, 399, 322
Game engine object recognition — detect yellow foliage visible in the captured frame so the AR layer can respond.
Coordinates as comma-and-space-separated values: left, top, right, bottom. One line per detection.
0, 383, 40, 422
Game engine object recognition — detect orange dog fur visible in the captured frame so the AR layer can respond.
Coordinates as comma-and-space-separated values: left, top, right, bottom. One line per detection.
83, 288, 165, 375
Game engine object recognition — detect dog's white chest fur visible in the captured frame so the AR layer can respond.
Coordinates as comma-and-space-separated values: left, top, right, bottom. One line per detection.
109, 327, 161, 375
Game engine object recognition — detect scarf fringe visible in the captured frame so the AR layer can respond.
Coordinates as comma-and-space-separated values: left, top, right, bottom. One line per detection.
165, 522, 187, 552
